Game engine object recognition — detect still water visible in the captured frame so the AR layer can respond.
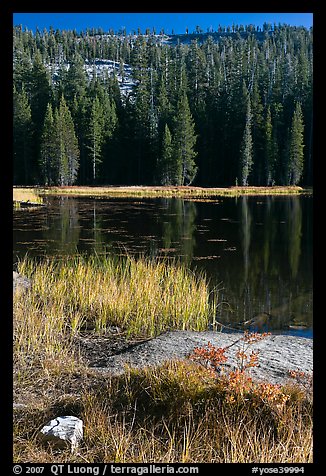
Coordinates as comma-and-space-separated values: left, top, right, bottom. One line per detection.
13, 195, 313, 336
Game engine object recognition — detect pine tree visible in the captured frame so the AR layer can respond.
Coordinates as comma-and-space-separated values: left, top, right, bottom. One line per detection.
288, 102, 305, 185
40, 103, 57, 184
157, 123, 173, 185
55, 95, 80, 185
251, 82, 265, 184
101, 93, 118, 178
13, 87, 33, 184
28, 51, 51, 130
265, 106, 274, 185
87, 96, 105, 182
133, 63, 151, 183
157, 74, 172, 130
240, 97, 253, 186
70, 92, 89, 184
28, 51, 51, 161
270, 102, 284, 183
172, 92, 198, 185
85, 85, 118, 183
13, 44, 32, 93
187, 39, 206, 109
63, 54, 88, 109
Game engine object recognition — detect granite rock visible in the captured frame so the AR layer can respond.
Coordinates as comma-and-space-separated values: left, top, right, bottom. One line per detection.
92, 330, 313, 385
38, 415, 83, 453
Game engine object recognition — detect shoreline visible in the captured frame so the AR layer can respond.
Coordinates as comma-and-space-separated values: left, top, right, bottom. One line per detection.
14, 185, 312, 200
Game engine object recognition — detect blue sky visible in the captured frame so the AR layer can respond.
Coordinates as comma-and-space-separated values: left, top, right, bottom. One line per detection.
13, 13, 313, 35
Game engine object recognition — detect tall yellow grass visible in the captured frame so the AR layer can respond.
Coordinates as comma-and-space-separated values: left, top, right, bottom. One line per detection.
16, 254, 216, 339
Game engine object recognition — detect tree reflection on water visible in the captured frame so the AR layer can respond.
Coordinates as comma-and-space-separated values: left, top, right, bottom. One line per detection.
13, 194, 312, 333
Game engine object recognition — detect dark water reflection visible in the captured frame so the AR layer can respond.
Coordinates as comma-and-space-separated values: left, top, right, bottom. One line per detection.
13, 195, 313, 336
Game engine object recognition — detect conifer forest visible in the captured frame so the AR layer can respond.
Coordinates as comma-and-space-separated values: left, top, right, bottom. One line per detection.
13, 24, 313, 187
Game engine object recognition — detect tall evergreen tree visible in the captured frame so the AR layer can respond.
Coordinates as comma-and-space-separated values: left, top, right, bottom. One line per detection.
270, 102, 284, 183
251, 82, 265, 184
25, 51, 51, 182
100, 93, 118, 183
187, 39, 207, 109
13, 42, 32, 93
172, 92, 198, 185
240, 97, 254, 186
86, 84, 118, 183
28, 51, 51, 131
157, 74, 172, 131
63, 54, 88, 110
55, 95, 80, 185
133, 63, 151, 183
264, 106, 274, 185
13, 87, 33, 184
288, 102, 305, 185
157, 123, 173, 185
40, 102, 57, 184
86, 96, 105, 182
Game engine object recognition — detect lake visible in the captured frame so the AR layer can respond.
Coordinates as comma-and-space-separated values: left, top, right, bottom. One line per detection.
13, 194, 313, 337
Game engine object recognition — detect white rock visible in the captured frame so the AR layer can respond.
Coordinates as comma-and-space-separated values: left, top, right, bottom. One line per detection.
39, 416, 83, 453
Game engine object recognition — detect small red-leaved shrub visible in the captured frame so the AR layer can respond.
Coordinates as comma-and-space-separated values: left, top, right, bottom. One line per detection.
189, 331, 312, 415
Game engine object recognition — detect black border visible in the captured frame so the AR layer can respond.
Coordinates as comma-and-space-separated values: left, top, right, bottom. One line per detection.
5, 1, 321, 472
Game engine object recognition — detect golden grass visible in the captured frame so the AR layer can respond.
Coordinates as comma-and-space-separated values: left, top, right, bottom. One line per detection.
28, 185, 311, 199
13, 187, 44, 205
16, 254, 216, 338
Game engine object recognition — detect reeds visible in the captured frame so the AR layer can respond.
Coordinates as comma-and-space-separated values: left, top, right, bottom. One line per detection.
16, 254, 216, 339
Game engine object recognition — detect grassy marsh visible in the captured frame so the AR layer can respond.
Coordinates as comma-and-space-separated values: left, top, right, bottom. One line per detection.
13, 254, 313, 463
22, 185, 312, 199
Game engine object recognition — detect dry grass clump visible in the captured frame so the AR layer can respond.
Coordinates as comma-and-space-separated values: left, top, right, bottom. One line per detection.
14, 360, 312, 463
83, 352, 312, 463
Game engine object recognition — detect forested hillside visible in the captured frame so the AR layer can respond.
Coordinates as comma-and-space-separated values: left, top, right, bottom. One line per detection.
13, 24, 313, 186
